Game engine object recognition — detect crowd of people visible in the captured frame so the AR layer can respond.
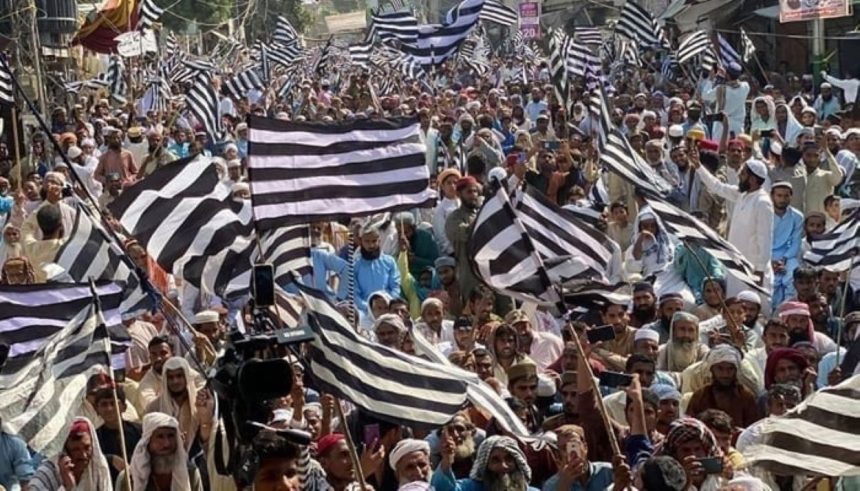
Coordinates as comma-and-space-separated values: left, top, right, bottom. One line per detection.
1, 21, 860, 491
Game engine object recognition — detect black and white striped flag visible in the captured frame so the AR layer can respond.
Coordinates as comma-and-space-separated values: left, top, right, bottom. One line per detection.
740, 27, 756, 63
615, 0, 661, 46
0, 53, 13, 106
247, 115, 435, 229
107, 56, 127, 105
54, 203, 154, 318
164, 30, 179, 58
137, 0, 164, 30
599, 130, 673, 198
743, 375, 860, 476
804, 208, 860, 272
0, 291, 113, 457
0, 282, 128, 378
186, 72, 222, 140
368, 10, 419, 44
567, 43, 601, 79
548, 29, 572, 113
575, 27, 603, 46
273, 16, 301, 47
479, 0, 518, 26
645, 198, 769, 296
400, 0, 483, 66
717, 33, 741, 68
468, 185, 597, 305
677, 30, 712, 65
313, 40, 333, 76
348, 42, 373, 67
298, 284, 470, 428
108, 155, 253, 277
224, 69, 264, 100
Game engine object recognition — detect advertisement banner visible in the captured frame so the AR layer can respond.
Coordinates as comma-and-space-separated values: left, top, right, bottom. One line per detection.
518, 1, 541, 39
779, 0, 851, 23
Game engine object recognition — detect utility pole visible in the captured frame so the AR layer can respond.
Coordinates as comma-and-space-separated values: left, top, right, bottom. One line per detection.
28, 0, 48, 118
812, 18, 825, 86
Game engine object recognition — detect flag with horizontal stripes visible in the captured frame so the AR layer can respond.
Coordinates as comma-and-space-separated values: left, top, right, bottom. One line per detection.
108, 155, 253, 277
468, 184, 596, 305
480, 0, 517, 26
0, 53, 13, 106
0, 291, 112, 457
107, 56, 127, 105
400, 0, 484, 66
742, 374, 860, 476
615, 0, 661, 46
804, 208, 860, 272
0, 281, 127, 379
298, 284, 469, 428
575, 27, 602, 46
740, 27, 756, 63
548, 29, 572, 113
273, 16, 300, 47
600, 130, 673, 198
564, 281, 632, 312
677, 30, 712, 65
717, 33, 741, 68
348, 42, 373, 67
54, 203, 153, 318
644, 197, 769, 296
246, 115, 435, 229
137, 0, 164, 30
186, 71, 222, 140
224, 69, 264, 100
368, 11, 419, 44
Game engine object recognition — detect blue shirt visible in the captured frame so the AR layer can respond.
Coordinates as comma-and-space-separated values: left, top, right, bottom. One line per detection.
310, 248, 348, 301
0, 433, 35, 490
525, 100, 548, 123
772, 207, 803, 262
353, 253, 401, 314
542, 462, 615, 491
431, 468, 540, 491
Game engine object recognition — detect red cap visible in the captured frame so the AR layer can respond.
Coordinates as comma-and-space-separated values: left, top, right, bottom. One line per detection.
506, 154, 520, 167
455, 176, 479, 191
697, 139, 719, 152
317, 433, 345, 456
69, 419, 91, 436
727, 138, 747, 149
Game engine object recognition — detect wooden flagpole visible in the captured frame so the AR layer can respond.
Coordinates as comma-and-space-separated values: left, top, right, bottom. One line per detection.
333, 397, 369, 490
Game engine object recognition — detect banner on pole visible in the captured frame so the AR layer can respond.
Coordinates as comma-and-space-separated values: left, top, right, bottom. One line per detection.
518, 2, 541, 40
779, 0, 851, 23
115, 30, 158, 57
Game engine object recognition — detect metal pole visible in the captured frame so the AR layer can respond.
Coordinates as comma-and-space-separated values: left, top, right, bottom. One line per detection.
812, 18, 825, 87
28, 0, 48, 119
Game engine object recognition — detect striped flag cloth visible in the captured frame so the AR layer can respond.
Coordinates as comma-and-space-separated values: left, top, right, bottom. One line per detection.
564, 281, 632, 312
479, 0, 518, 26
298, 285, 470, 428
400, 0, 483, 66
616, 0, 661, 46
107, 56, 127, 105
137, 0, 164, 30
273, 16, 300, 47
717, 33, 741, 68
743, 374, 860, 476
348, 42, 373, 67
224, 69, 264, 100
548, 29, 572, 113
108, 155, 253, 277
0, 291, 112, 457
645, 197, 769, 296
567, 43, 601, 79
804, 208, 860, 272
0, 54, 13, 106
368, 11, 419, 44
0, 281, 128, 376
740, 27, 756, 63
575, 27, 603, 46
468, 184, 598, 305
164, 30, 179, 58
313, 40, 333, 76
677, 30, 712, 65
54, 203, 153, 318
600, 130, 673, 198
186, 72, 222, 140
246, 115, 435, 229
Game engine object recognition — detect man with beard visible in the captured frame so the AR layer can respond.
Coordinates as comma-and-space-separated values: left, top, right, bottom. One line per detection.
506, 360, 546, 432
353, 224, 401, 319
94, 127, 137, 185
747, 319, 791, 385
374, 313, 407, 349
188, 310, 223, 371
801, 142, 843, 214
682, 100, 710, 138
542, 372, 581, 432
763, 347, 811, 392
487, 323, 521, 386
686, 345, 762, 428
629, 282, 658, 328
699, 296, 762, 352
632, 329, 676, 387
818, 268, 856, 317
144, 357, 206, 452
446, 177, 482, 300
140, 128, 177, 177
389, 439, 432, 488
814, 82, 842, 120
433, 256, 462, 317
791, 266, 819, 303
770, 182, 804, 307
415, 298, 455, 346
657, 312, 709, 375
777, 301, 837, 354
29, 418, 113, 490
138, 336, 174, 411
693, 278, 726, 321
807, 293, 831, 335
117, 413, 203, 491
643, 293, 685, 343
592, 299, 636, 372
692, 156, 773, 298
430, 415, 478, 479
433, 435, 538, 491
21, 172, 75, 242
312, 434, 365, 491
542, 425, 614, 491
505, 310, 562, 370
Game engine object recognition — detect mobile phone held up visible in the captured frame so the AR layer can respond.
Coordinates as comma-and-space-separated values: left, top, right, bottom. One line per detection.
598, 371, 634, 388
586, 325, 616, 344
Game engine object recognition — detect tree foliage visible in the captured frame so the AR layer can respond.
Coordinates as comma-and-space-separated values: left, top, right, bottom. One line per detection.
161, 0, 234, 33
244, 0, 312, 44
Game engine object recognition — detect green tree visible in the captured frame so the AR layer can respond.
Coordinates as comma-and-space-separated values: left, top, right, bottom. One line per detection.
244, 0, 312, 43
161, 0, 234, 33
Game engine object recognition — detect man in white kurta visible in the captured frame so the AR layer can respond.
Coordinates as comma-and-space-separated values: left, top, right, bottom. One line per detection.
692, 157, 774, 306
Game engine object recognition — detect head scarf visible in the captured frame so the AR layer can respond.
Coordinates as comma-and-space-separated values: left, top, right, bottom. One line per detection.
666, 311, 700, 372
388, 439, 430, 471
632, 207, 674, 271
660, 417, 720, 459
777, 301, 815, 344
130, 412, 192, 491
764, 347, 809, 389
469, 435, 531, 482
60, 417, 113, 490
153, 357, 199, 449
777, 101, 804, 147
707, 344, 742, 369
750, 96, 776, 133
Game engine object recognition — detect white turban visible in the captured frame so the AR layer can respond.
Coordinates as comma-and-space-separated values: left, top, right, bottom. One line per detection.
744, 159, 769, 181
737, 290, 761, 305
707, 345, 741, 369
130, 412, 192, 491
634, 328, 660, 343
389, 439, 430, 471
374, 313, 406, 333
421, 297, 443, 313
150, 357, 199, 449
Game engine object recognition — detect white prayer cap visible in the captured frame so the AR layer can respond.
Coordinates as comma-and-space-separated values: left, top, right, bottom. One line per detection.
193, 310, 220, 324
845, 128, 860, 139
270, 408, 294, 425
67, 146, 83, 159
825, 128, 842, 138
488, 167, 507, 183
231, 182, 250, 195
223, 143, 238, 154
668, 125, 684, 138
771, 180, 792, 191
236, 122, 248, 131
770, 141, 783, 156
737, 290, 761, 305
398, 482, 431, 491
744, 159, 768, 181
821, 82, 833, 89
634, 328, 660, 343
374, 313, 406, 333
227, 159, 242, 169
707, 345, 741, 368
389, 439, 430, 471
